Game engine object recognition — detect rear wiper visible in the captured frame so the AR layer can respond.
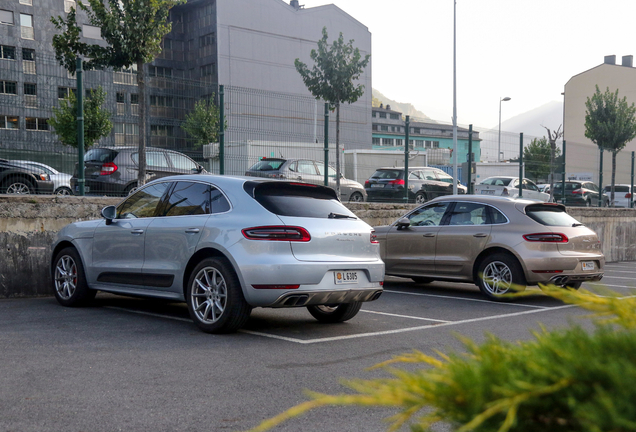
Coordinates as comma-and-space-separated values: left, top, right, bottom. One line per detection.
328, 212, 356, 219
572, 223, 584, 227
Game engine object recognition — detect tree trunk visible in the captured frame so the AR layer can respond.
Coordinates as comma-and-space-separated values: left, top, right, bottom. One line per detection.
335, 102, 341, 199
136, 59, 147, 187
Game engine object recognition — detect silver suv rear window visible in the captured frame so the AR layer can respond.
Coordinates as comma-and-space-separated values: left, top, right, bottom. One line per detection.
525, 204, 582, 227
246, 182, 356, 219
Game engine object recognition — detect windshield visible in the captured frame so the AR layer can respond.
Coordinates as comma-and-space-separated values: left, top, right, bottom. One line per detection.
480, 177, 513, 186
248, 159, 285, 171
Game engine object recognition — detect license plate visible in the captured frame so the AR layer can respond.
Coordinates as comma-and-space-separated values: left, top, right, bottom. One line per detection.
370, 184, 384, 188
74, 186, 89, 193
481, 190, 495, 195
582, 261, 595, 271
334, 271, 358, 284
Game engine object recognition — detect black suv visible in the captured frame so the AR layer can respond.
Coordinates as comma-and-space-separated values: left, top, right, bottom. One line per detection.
71, 146, 206, 196
365, 166, 467, 203
552, 181, 609, 207
0, 159, 54, 194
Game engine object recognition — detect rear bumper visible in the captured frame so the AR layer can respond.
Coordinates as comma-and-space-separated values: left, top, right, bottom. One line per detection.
268, 287, 383, 307
523, 254, 605, 285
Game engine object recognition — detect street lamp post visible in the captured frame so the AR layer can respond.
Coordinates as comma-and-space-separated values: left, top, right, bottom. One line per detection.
498, 96, 511, 162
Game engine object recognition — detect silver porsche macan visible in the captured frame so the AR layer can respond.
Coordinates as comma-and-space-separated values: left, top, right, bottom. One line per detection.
374, 195, 604, 300
51, 175, 384, 333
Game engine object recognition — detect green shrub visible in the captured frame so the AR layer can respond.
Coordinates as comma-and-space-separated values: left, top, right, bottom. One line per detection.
247, 286, 636, 432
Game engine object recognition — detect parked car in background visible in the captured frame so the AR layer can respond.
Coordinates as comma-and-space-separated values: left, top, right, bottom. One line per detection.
70, 146, 206, 196
11, 160, 73, 195
474, 176, 550, 202
51, 176, 384, 333
552, 181, 608, 207
0, 159, 54, 195
374, 195, 604, 300
537, 183, 550, 194
603, 184, 633, 208
244, 158, 366, 202
365, 166, 466, 204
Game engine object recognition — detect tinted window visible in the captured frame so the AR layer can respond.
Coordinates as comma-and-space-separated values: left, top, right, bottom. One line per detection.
421, 169, 437, 180
162, 181, 210, 216
250, 182, 354, 219
85, 148, 117, 163
523, 179, 539, 191
436, 171, 454, 183
487, 206, 508, 224
405, 202, 450, 227
248, 159, 285, 171
525, 204, 581, 227
117, 182, 170, 219
210, 188, 231, 213
167, 152, 198, 171
371, 169, 402, 180
146, 151, 169, 168
316, 163, 337, 178
448, 202, 488, 225
605, 185, 630, 193
297, 160, 317, 175
481, 177, 512, 186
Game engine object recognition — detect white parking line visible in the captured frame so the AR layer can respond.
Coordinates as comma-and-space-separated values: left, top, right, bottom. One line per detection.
360, 309, 451, 323
383, 289, 549, 308
240, 304, 577, 344
587, 283, 636, 289
598, 275, 636, 280
598, 270, 636, 274
105, 306, 192, 322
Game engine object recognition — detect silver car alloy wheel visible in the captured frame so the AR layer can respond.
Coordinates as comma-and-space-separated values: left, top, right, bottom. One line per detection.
314, 305, 338, 313
54, 255, 78, 300
191, 267, 228, 324
481, 260, 513, 295
6, 182, 31, 194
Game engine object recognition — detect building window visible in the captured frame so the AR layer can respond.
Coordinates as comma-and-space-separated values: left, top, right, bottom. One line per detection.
413, 128, 421, 134
64, 0, 76, 13
395, 139, 403, 146
19, 0, 33, 5
115, 122, 139, 144
113, 64, 137, 85
390, 113, 400, 120
22, 48, 35, 61
58, 87, 75, 99
372, 137, 380, 145
25, 117, 48, 130
416, 140, 424, 147
0, 10, 14, 25
425, 141, 440, 149
116, 92, 125, 103
1, 81, 17, 94
150, 95, 173, 107
201, 63, 215, 77
149, 66, 172, 78
0, 45, 16, 59
381, 138, 393, 146
131, 93, 139, 115
379, 112, 386, 119
24, 83, 37, 95
151, 125, 174, 136
380, 125, 388, 131
0, 115, 19, 129
200, 32, 215, 47
20, 13, 33, 39
82, 24, 102, 39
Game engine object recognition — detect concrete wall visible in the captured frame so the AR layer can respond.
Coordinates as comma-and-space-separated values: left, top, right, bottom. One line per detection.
1, 196, 635, 298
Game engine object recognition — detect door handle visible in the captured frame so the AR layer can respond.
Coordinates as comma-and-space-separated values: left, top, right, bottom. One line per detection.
185, 228, 200, 234
422, 233, 436, 237
473, 233, 488, 237
131, 229, 144, 235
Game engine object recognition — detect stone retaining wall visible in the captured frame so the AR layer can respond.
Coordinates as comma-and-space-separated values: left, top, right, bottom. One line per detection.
1, 195, 635, 298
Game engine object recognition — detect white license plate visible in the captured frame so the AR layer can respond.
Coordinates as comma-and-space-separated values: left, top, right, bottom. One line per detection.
74, 186, 90, 193
582, 261, 595, 271
370, 184, 384, 188
481, 190, 495, 195
334, 271, 359, 284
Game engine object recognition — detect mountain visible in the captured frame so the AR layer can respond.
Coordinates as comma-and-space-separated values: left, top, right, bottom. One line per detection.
499, 101, 563, 139
372, 88, 433, 121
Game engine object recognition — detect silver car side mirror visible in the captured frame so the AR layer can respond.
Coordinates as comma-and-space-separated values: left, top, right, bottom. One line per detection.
101, 205, 117, 225
396, 217, 410, 230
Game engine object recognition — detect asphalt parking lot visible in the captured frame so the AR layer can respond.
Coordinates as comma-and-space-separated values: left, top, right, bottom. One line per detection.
1, 262, 634, 432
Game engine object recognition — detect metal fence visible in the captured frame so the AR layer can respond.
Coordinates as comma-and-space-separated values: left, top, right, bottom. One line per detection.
1, 53, 634, 204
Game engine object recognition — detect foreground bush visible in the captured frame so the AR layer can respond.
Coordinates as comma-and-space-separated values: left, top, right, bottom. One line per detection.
248, 286, 636, 432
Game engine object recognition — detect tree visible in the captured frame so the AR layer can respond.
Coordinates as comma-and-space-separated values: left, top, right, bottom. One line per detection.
522, 137, 560, 183
294, 27, 370, 196
181, 98, 225, 149
585, 85, 636, 204
51, 0, 183, 187
49, 87, 112, 150
541, 125, 563, 201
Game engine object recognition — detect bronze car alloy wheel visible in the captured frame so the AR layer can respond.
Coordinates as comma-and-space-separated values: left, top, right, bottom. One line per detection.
52, 247, 96, 306
478, 253, 525, 300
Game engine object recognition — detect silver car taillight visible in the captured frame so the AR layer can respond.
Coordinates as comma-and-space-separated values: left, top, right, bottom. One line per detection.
370, 229, 378, 244
242, 226, 311, 242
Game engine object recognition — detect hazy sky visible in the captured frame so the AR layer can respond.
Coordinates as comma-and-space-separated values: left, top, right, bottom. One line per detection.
300, 0, 636, 129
